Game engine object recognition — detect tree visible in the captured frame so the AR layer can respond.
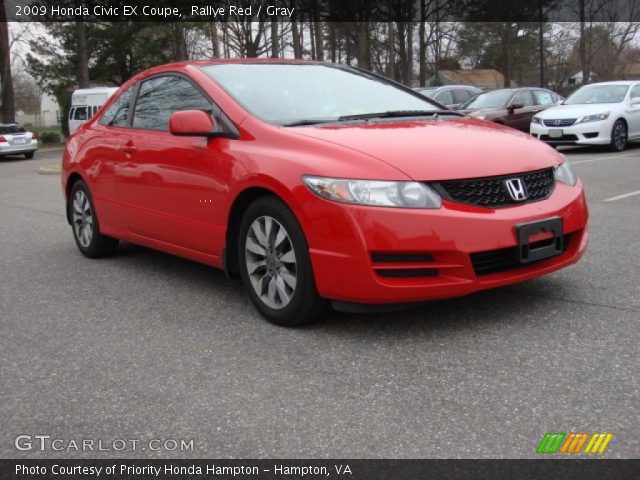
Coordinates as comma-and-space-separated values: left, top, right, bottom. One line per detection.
75, 21, 89, 88
0, 2, 15, 123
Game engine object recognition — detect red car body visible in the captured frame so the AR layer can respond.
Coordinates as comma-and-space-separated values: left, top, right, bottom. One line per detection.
62, 60, 588, 316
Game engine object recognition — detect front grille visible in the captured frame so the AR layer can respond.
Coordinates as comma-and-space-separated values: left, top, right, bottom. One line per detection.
371, 252, 438, 278
435, 168, 555, 208
540, 134, 578, 142
375, 268, 438, 278
470, 234, 571, 276
371, 253, 434, 263
543, 118, 577, 127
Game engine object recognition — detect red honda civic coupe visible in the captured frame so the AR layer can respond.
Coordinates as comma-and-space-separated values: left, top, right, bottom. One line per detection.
62, 59, 588, 326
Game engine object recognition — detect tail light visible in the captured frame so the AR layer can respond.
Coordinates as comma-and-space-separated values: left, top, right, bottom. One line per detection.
31, 133, 37, 140
0, 136, 7, 142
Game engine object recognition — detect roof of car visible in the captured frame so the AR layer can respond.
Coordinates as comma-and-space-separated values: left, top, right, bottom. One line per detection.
585, 80, 638, 86
165, 58, 325, 68
415, 85, 479, 91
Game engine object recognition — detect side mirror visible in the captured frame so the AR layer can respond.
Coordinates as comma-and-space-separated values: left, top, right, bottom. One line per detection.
508, 103, 524, 112
169, 110, 215, 137
630, 97, 640, 106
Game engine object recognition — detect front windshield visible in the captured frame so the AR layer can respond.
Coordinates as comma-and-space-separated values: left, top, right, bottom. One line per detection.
201, 64, 440, 125
460, 90, 512, 109
563, 84, 629, 104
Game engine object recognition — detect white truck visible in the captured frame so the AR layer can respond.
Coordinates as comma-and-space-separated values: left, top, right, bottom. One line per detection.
69, 87, 119, 134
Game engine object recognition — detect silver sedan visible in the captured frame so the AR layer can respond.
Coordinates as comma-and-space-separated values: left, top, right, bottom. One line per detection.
0, 124, 38, 159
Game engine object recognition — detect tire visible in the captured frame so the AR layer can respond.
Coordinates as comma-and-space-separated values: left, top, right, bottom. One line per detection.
24, 152, 35, 159
610, 120, 628, 152
69, 180, 119, 258
238, 196, 328, 326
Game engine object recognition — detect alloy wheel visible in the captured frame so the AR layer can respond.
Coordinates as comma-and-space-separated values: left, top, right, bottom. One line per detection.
72, 190, 93, 248
244, 215, 297, 310
614, 122, 627, 151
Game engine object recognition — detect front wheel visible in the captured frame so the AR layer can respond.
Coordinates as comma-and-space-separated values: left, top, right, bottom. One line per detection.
238, 196, 328, 326
69, 180, 119, 258
610, 120, 628, 152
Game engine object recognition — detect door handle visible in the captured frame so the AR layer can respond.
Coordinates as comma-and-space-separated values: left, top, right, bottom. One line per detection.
121, 142, 137, 154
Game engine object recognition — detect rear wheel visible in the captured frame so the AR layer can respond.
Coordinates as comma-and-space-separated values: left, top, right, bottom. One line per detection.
610, 120, 628, 152
69, 180, 119, 258
238, 196, 328, 326
24, 152, 35, 159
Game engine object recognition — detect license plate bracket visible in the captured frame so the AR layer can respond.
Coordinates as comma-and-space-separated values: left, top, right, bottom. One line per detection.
516, 217, 563, 264
548, 129, 563, 138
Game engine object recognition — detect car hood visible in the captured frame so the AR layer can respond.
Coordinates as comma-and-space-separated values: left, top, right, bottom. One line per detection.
285, 118, 560, 181
536, 103, 620, 119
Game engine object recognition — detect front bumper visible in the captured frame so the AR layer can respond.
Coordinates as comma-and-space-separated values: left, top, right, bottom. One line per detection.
530, 121, 611, 146
0, 141, 39, 155
304, 182, 588, 304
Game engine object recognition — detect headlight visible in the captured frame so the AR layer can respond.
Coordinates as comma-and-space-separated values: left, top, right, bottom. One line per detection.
554, 160, 577, 186
303, 176, 442, 208
531, 116, 542, 125
579, 112, 609, 123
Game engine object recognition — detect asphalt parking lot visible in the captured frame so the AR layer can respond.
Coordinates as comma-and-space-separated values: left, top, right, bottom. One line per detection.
1, 145, 638, 459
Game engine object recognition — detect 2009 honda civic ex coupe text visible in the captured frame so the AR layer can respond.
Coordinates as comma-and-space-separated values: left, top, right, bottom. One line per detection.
62, 60, 588, 326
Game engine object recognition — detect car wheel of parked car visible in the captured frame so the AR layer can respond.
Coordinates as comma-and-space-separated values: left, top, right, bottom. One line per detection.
238, 196, 328, 326
610, 120, 628, 152
70, 180, 119, 258
24, 152, 35, 159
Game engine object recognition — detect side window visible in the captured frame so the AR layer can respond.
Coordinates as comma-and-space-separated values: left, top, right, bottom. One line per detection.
73, 107, 88, 121
630, 85, 640, 99
99, 85, 136, 127
512, 91, 534, 107
533, 90, 555, 105
452, 89, 470, 104
69, 108, 75, 120
435, 90, 454, 105
132, 76, 212, 131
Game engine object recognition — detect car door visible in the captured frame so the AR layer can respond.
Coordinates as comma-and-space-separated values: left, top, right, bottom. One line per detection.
117, 73, 233, 256
506, 90, 537, 131
532, 89, 558, 116
84, 83, 138, 233
627, 84, 640, 139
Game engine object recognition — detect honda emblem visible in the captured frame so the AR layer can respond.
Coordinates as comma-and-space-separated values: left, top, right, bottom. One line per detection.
505, 178, 528, 201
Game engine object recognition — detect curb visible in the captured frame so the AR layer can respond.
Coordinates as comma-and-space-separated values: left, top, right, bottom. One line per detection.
38, 164, 61, 175
38, 145, 65, 152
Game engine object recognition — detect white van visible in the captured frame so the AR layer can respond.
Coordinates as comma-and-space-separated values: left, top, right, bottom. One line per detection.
69, 87, 118, 134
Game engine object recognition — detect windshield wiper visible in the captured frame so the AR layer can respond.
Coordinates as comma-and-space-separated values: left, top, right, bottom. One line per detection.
281, 119, 337, 127
281, 109, 464, 127
337, 110, 464, 121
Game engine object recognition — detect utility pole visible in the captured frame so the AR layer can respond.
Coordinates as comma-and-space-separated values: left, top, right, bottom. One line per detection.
539, 0, 545, 87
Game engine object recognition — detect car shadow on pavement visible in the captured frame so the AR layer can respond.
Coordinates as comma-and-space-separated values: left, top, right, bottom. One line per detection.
313, 285, 556, 336
559, 143, 640, 155
110, 241, 564, 337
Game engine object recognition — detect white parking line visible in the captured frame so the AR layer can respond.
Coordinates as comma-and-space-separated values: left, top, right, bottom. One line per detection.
568, 152, 638, 165
603, 190, 640, 202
